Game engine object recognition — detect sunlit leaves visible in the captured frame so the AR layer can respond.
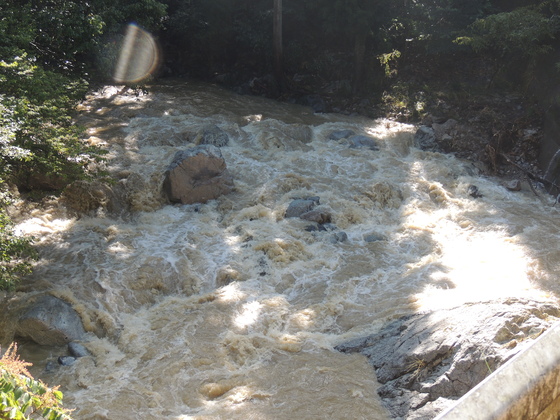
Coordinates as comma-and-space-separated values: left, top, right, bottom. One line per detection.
0, 344, 73, 419
456, 6, 559, 59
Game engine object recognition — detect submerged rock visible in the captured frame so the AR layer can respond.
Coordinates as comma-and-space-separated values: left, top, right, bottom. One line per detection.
363, 232, 386, 243
328, 129, 356, 141
285, 197, 320, 218
163, 145, 234, 204
330, 231, 348, 243
336, 298, 560, 419
300, 209, 332, 224
58, 356, 76, 366
195, 124, 229, 147
16, 295, 86, 346
348, 134, 379, 151
68, 342, 91, 358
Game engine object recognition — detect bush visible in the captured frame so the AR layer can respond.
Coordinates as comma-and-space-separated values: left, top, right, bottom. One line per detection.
0, 343, 73, 419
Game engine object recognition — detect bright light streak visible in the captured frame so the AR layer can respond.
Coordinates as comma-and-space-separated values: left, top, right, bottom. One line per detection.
114, 23, 160, 84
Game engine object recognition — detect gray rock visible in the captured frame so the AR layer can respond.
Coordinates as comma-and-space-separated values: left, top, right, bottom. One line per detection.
329, 129, 356, 141
336, 298, 560, 419
348, 135, 379, 151
196, 124, 229, 147
414, 126, 437, 151
16, 295, 86, 346
330, 231, 348, 243
58, 356, 76, 366
45, 361, 58, 372
467, 184, 483, 198
68, 342, 91, 358
363, 232, 386, 242
432, 119, 458, 141
285, 197, 319, 218
305, 223, 324, 232
163, 145, 234, 204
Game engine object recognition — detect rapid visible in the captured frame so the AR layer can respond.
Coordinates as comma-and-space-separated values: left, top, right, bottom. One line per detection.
7, 80, 560, 419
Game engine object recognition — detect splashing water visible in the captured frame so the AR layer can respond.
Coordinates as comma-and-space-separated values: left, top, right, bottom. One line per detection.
8, 80, 560, 419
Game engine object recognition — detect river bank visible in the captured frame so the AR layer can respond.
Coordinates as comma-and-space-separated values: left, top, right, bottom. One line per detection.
3, 80, 560, 419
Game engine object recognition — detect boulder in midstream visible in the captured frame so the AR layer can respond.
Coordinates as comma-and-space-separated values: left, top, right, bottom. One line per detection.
336, 298, 560, 419
285, 197, 320, 218
163, 145, 234, 205
15, 294, 86, 346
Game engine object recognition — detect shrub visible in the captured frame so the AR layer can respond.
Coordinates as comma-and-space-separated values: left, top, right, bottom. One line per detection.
0, 343, 73, 419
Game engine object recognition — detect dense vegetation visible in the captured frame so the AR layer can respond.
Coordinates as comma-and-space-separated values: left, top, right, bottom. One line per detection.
2, 0, 560, 287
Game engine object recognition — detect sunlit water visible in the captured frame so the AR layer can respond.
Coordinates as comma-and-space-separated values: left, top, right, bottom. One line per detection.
7, 80, 560, 419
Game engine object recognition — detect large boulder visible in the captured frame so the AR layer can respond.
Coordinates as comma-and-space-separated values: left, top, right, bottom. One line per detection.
336, 298, 560, 420
62, 180, 123, 216
163, 145, 234, 204
16, 295, 86, 346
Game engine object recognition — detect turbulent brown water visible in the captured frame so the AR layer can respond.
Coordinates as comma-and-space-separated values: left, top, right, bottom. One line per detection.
7, 80, 560, 419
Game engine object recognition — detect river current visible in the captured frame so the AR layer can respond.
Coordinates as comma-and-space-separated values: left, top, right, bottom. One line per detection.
8, 80, 560, 419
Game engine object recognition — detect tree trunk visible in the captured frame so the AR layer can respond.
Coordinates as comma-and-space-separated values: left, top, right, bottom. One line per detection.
352, 32, 367, 95
273, 0, 284, 93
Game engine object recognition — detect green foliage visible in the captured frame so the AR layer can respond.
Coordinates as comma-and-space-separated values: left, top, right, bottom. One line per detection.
379, 50, 401, 78
456, 5, 560, 59
0, 55, 101, 190
0, 343, 72, 419
0, 1, 104, 75
0, 204, 37, 291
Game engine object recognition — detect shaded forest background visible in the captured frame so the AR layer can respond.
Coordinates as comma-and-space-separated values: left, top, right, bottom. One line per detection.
2, 0, 560, 288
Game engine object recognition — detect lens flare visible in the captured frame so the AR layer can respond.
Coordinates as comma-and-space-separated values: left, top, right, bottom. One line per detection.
114, 23, 160, 84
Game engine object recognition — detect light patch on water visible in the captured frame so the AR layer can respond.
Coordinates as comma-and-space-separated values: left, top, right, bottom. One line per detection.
7, 81, 560, 419
234, 300, 263, 329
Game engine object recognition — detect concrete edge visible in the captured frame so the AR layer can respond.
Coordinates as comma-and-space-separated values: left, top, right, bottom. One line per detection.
435, 321, 560, 420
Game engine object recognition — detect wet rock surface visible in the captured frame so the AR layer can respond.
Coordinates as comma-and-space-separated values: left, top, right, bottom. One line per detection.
195, 124, 230, 147
163, 145, 234, 204
347, 134, 379, 150
15, 294, 86, 346
62, 180, 124, 216
336, 298, 560, 420
284, 197, 320, 218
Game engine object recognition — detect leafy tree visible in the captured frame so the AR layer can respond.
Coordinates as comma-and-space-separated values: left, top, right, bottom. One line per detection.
455, 1, 560, 85
457, 3, 560, 59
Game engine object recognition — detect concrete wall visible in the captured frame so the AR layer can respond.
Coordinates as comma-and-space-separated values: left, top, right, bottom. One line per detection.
435, 322, 560, 420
